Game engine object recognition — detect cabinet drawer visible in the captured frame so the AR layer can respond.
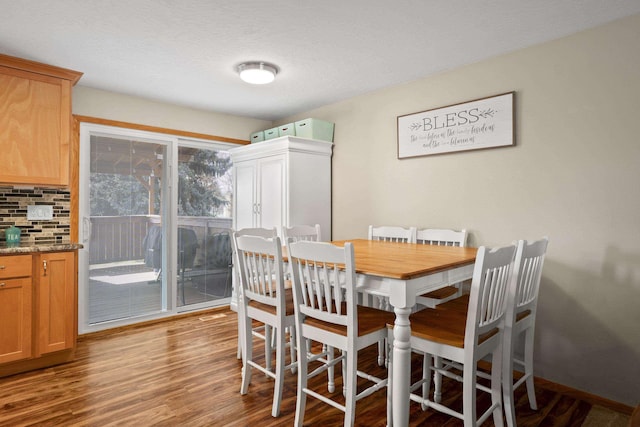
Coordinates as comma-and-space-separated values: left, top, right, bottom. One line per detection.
0, 255, 33, 279
0, 276, 30, 289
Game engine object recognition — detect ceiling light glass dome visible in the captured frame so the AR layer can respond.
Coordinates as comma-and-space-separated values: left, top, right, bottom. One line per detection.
237, 62, 278, 84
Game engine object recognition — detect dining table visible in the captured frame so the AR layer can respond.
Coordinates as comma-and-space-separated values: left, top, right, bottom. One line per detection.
327, 239, 478, 426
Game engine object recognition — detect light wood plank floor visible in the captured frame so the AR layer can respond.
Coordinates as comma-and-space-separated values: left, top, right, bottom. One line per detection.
0, 307, 630, 426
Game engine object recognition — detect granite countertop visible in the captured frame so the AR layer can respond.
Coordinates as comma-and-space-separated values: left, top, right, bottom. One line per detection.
0, 242, 83, 254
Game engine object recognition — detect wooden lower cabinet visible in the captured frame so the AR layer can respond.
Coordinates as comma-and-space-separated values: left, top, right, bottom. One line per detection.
0, 251, 77, 377
0, 255, 33, 364
35, 251, 76, 355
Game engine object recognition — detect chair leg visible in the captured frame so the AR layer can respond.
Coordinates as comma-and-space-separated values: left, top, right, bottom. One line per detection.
240, 314, 253, 395
378, 339, 386, 366
327, 345, 335, 393
387, 340, 393, 427
524, 327, 538, 410
433, 356, 443, 403
421, 353, 433, 411
289, 326, 297, 374
491, 348, 505, 427
342, 350, 347, 397
462, 360, 477, 427
294, 335, 308, 427
503, 332, 517, 427
455, 282, 463, 297
344, 349, 358, 427
376, 295, 387, 366
264, 324, 272, 374
236, 312, 243, 360
271, 324, 285, 417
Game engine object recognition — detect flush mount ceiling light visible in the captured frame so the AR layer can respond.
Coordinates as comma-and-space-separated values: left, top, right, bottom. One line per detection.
237, 62, 278, 84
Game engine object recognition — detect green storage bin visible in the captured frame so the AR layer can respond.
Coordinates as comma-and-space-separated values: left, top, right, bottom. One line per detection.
294, 118, 334, 142
264, 127, 279, 140
250, 131, 264, 143
278, 123, 296, 137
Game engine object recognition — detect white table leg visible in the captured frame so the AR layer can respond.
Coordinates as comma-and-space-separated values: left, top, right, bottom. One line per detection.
392, 306, 412, 426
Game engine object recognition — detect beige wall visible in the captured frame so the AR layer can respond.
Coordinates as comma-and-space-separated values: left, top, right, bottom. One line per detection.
73, 86, 271, 141
280, 14, 640, 406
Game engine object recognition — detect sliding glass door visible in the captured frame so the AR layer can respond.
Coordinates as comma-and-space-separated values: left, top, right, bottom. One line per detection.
79, 124, 234, 333
175, 143, 233, 309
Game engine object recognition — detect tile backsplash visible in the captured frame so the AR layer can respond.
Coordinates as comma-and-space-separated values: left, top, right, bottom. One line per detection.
0, 186, 71, 243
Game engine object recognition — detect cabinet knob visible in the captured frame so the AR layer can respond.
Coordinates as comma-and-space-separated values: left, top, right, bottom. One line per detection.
0, 265, 5, 270
0, 282, 5, 287
43, 259, 48, 276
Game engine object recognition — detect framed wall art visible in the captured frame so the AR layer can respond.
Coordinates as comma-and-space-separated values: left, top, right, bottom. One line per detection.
397, 91, 514, 159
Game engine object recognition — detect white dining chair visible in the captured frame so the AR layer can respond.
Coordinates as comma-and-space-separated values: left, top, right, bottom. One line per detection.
283, 224, 322, 242
387, 244, 516, 427
367, 224, 416, 309
289, 240, 393, 427
282, 224, 338, 392
367, 225, 417, 365
425, 238, 549, 427
415, 228, 468, 308
368, 225, 416, 243
502, 237, 548, 427
232, 227, 277, 361
235, 233, 295, 417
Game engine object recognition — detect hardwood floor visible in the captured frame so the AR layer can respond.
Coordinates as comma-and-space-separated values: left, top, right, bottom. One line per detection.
0, 307, 628, 426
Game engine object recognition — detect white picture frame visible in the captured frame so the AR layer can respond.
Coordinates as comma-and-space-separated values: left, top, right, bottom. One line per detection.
397, 92, 515, 159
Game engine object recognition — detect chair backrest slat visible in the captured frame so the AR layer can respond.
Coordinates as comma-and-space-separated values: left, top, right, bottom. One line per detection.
283, 224, 322, 242
508, 237, 549, 324
466, 245, 516, 344
232, 227, 277, 271
416, 228, 467, 247
234, 234, 285, 309
290, 241, 355, 328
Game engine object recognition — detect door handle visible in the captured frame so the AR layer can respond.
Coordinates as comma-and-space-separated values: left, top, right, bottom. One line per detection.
83, 217, 92, 243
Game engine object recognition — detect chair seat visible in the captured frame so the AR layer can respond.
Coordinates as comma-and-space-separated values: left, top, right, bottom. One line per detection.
305, 305, 394, 337
409, 307, 468, 347
406, 306, 499, 348
248, 288, 295, 316
420, 285, 459, 300
436, 293, 470, 311
437, 294, 531, 323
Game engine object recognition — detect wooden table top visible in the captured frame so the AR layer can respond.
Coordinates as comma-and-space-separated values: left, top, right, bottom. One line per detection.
287, 239, 477, 281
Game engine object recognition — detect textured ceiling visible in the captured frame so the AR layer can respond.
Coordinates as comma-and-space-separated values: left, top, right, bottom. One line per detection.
1, 1, 639, 121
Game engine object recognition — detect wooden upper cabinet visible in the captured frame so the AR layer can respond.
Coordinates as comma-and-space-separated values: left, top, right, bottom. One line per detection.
0, 54, 82, 186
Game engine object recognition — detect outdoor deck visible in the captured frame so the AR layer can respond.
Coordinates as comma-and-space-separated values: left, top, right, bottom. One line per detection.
88, 261, 232, 325
86, 215, 233, 325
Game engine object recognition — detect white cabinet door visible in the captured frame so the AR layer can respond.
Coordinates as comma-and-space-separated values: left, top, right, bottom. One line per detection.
234, 161, 257, 230
257, 156, 285, 235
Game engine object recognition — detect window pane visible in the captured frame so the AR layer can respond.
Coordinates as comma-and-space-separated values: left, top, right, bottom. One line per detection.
176, 146, 233, 308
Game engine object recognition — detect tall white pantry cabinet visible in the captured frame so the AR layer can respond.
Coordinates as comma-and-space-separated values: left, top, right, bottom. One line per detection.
228, 136, 333, 310
229, 136, 333, 237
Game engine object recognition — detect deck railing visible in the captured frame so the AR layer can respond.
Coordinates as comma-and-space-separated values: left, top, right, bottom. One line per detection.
89, 215, 232, 265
